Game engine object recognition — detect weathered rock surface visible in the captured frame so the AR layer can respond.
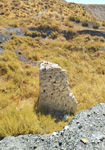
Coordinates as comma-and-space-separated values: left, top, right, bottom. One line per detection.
0, 103, 105, 150
0, 28, 24, 36
0, 33, 10, 44
39, 61, 78, 114
0, 47, 3, 54
15, 50, 40, 66
83, 4, 105, 20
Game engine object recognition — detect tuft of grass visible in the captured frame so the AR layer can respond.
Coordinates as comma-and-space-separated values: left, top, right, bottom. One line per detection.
69, 16, 75, 22
0, 105, 71, 138
102, 21, 105, 27
0, 0, 105, 138
0, 106, 41, 137
82, 20, 89, 27
92, 23, 99, 29
49, 31, 58, 39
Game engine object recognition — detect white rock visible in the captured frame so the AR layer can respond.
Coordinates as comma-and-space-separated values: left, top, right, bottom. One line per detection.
64, 125, 69, 130
63, 114, 68, 120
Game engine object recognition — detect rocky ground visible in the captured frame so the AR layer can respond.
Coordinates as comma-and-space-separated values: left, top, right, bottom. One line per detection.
0, 27, 24, 54
83, 5, 105, 20
0, 103, 105, 150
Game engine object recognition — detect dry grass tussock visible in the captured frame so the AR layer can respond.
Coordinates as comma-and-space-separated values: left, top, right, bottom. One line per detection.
0, 105, 71, 138
0, 33, 105, 137
0, 0, 96, 29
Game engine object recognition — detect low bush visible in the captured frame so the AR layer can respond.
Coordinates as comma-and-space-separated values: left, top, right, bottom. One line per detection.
41, 32, 47, 38
25, 31, 41, 38
102, 22, 105, 27
75, 17, 80, 23
69, 16, 75, 22
32, 31, 41, 37
93, 23, 99, 29
87, 43, 100, 52
66, 28, 75, 35
64, 21, 73, 27
49, 31, 58, 39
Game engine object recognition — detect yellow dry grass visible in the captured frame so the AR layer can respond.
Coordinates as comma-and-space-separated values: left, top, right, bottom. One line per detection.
0, 0, 105, 138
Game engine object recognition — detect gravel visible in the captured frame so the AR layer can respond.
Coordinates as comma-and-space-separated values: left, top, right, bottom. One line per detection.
83, 5, 105, 20
0, 103, 105, 150
1, 28, 24, 36
0, 47, 3, 54
0, 33, 10, 44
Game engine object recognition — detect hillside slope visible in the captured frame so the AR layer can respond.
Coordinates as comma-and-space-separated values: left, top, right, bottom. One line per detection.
0, 0, 96, 28
0, 0, 105, 138
83, 4, 105, 20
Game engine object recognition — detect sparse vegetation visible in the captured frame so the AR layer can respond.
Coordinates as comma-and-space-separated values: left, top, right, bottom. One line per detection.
102, 21, 105, 26
93, 23, 99, 29
25, 31, 41, 38
82, 20, 89, 27
69, 16, 75, 22
0, 0, 105, 138
66, 28, 75, 35
75, 17, 80, 23
49, 31, 58, 39
0, 0, 96, 28
0, 105, 70, 137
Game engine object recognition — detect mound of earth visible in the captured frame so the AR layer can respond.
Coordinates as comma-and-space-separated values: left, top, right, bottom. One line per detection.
0, 103, 105, 150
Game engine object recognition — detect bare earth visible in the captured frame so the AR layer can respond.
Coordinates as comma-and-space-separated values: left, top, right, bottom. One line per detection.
83, 4, 105, 20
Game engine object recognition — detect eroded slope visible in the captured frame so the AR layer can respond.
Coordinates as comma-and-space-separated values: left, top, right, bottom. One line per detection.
83, 4, 105, 20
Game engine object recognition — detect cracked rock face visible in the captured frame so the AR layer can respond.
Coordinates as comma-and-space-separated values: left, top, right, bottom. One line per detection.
39, 61, 78, 114
0, 103, 105, 150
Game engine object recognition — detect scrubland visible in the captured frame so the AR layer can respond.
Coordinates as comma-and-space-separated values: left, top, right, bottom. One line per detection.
0, 0, 105, 138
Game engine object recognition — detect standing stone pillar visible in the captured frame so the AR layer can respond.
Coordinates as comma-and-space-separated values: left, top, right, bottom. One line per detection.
39, 61, 78, 114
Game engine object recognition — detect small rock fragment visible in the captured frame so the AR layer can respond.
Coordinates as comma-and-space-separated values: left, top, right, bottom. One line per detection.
80, 138, 88, 144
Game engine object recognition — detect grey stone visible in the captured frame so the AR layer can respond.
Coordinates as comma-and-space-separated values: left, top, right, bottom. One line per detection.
0, 47, 3, 54
0, 33, 9, 44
